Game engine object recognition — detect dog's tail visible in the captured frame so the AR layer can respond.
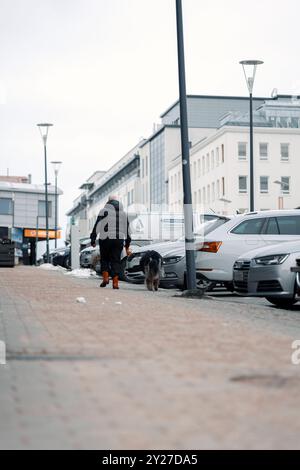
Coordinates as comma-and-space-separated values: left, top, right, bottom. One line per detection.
149, 258, 160, 275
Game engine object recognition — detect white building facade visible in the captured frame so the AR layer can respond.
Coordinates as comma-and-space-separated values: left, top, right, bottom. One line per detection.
168, 98, 300, 215
67, 94, 300, 244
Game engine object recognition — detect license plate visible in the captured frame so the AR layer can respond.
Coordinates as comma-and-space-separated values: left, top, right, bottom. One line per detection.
234, 271, 244, 281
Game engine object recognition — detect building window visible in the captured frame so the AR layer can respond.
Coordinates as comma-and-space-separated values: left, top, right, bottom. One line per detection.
206, 154, 210, 172
221, 144, 225, 163
216, 147, 220, 166
0, 198, 13, 215
38, 200, 52, 217
281, 176, 290, 194
141, 159, 145, 179
217, 180, 220, 199
207, 185, 210, 203
222, 177, 225, 196
259, 143, 268, 160
239, 176, 247, 193
194, 191, 197, 205
281, 143, 290, 162
211, 150, 215, 170
212, 182, 215, 202
260, 176, 269, 193
150, 133, 165, 205
202, 156, 205, 175
238, 142, 247, 160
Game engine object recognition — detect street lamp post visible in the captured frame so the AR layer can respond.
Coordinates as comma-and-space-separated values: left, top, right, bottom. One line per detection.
175, 0, 197, 291
37, 123, 53, 263
240, 60, 264, 212
51, 161, 62, 248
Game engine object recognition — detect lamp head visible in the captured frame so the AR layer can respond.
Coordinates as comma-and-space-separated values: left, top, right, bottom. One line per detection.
239, 60, 264, 94
51, 161, 62, 176
37, 123, 53, 145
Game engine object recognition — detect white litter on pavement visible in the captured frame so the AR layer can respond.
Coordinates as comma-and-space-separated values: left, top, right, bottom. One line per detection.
115, 301, 122, 305
76, 297, 87, 304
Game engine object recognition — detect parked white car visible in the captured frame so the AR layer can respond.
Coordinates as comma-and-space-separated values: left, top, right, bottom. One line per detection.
196, 210, 300, 289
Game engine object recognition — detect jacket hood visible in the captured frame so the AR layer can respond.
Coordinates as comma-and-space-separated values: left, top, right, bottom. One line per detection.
105, 199, 124, 212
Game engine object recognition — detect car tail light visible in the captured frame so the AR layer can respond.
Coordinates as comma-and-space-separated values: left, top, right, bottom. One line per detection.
199, 241, 222, 253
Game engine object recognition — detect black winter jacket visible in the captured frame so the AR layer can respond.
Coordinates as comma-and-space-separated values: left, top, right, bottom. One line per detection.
90, 199, 131, 248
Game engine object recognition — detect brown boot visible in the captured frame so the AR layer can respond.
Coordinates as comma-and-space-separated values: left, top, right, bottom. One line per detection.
112, 275, 119, 290
100, 271, 109, 288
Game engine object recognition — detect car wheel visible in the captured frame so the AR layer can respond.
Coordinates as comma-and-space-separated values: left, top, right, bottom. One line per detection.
182, 274, 215, 292
224, 282, 235, 293
265, 297, 297, 309
64, 257, 71, 270
196, 278, 216, 292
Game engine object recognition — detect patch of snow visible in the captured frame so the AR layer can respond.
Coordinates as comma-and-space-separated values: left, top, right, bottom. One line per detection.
38, 263, 65, 272
64, 268, 96, 279
76, 297, 87, 304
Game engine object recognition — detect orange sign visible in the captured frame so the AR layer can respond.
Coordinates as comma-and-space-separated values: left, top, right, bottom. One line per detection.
24, 229, 61, 240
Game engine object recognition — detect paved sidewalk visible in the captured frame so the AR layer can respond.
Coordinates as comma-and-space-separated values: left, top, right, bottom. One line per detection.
1, 265, 300, 449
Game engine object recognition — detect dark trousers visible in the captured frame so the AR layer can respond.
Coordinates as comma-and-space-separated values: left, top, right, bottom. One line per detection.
99, 239, 124, 277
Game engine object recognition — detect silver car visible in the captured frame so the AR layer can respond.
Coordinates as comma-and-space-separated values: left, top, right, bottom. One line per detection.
125, 215, 231, 289
80, 246, 99, 268
233, 240, 300, 308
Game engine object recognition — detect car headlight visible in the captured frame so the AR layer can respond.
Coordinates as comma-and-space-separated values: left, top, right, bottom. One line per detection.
254, 254, 289, 266
163, 256, 183, 265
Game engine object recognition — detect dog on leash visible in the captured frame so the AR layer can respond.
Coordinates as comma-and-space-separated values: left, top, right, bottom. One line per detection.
140, 250, 163, 292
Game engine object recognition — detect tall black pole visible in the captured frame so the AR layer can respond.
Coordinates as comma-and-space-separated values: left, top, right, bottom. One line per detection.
44, 143, 50, 263
175, 0, 196, 291
54, 172, 58, 249
249, 92, 254, 212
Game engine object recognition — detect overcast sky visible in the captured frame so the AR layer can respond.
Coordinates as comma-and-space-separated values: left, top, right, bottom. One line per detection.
1, 0, 300, 235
